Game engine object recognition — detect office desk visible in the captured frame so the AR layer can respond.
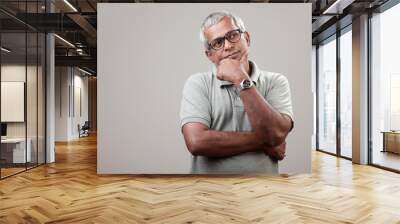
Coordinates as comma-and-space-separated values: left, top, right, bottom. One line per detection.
1, 138, 31, 163
381, 131, 400, 154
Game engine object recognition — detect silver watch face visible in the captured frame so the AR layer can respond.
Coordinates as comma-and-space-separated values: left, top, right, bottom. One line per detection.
242, 79, 252, 88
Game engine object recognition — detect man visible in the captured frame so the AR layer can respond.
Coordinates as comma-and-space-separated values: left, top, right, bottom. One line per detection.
180, 11, 294, 174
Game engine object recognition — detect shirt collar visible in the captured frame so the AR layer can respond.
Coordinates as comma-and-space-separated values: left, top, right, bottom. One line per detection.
212, 60, 260, 87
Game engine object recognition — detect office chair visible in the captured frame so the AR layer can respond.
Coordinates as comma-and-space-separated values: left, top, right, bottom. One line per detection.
79, 121, 90, 138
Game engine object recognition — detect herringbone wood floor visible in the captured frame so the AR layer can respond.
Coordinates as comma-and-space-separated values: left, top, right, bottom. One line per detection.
1, 134, 400, 224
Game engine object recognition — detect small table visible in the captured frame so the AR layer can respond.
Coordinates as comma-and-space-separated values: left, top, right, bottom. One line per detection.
1, 138, 32, 164
381, 131, 400, 154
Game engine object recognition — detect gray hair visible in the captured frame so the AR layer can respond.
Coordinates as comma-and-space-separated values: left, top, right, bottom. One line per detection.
199, 11, 246, 49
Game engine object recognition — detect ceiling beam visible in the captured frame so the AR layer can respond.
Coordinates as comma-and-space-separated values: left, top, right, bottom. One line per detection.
55, 55, 96, 71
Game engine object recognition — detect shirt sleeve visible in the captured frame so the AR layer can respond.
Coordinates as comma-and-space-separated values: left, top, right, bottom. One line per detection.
267, 73, 294, 130
180, 74, 211, 130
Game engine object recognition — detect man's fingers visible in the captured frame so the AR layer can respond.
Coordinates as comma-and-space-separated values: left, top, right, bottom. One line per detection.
264, 142, 286, 160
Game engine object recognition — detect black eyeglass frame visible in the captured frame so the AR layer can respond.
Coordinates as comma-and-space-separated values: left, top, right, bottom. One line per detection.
207, 28, 245, 51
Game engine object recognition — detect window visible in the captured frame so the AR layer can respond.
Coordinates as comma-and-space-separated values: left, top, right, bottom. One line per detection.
340, 28, 352, 158
317, 36, 337, 154
371, 2, 400, 171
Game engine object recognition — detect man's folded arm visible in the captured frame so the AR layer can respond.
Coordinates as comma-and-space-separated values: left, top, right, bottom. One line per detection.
182, 122, 279, 158
239, 74, 294, 147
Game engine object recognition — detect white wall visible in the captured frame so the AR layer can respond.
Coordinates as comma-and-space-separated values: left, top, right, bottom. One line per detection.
98, 3, 313, 174
55, 67, 70, 141
72, 73, 89, 138
55, 67, 89, 141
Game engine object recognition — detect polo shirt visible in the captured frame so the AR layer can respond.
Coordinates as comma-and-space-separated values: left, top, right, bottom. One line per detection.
180, 60, 294, 174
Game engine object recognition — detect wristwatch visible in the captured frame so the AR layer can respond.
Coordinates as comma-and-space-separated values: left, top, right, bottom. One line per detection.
239, 79, 254, 91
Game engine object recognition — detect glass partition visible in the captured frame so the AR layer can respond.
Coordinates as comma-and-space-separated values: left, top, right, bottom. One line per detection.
0, 1, 46, 179
0, 31, 28, 177
317, 36, 337, 155
27, 31, 38, 169
38, 32, 45, 165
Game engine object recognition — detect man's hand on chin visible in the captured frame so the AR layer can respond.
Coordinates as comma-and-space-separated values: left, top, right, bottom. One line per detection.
263, 142, 286, 161
216, 52, 249, 86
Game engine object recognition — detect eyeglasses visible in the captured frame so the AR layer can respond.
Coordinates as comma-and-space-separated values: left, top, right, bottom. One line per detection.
207, 29, 244, 51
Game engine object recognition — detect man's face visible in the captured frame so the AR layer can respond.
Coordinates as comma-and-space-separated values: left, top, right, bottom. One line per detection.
204, 16, 250, 65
